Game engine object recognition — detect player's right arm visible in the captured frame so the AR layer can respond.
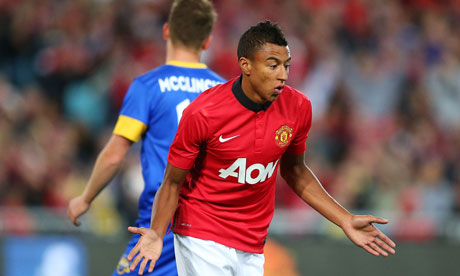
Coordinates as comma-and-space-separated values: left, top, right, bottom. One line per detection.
127, 163, 188, 275
68, 78, 150, 226
67, 134, 132, 226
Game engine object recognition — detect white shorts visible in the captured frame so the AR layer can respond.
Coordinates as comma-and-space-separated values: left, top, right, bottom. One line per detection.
173, 234, 265, 276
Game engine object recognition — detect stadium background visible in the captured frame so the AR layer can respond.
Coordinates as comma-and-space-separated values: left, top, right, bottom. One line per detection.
0, 0, 459, 275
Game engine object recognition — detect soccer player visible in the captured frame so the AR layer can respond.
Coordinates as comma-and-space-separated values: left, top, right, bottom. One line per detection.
66, 1, 224, 275
127, 21, 396, 276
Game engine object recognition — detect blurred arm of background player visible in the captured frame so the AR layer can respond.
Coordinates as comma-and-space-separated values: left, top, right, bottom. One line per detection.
67, 135, 132, 226
280, 151, 397, 257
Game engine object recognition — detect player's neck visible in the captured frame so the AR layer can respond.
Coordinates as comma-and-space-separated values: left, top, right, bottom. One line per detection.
166, 41, 202, 64
241, 76, 267, 105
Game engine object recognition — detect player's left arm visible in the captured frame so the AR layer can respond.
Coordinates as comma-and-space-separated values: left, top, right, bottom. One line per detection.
279, 151, 396, 256
127, 163, 189, 275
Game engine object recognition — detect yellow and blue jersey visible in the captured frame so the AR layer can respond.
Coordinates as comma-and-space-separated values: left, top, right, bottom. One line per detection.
112, 61, 224, 276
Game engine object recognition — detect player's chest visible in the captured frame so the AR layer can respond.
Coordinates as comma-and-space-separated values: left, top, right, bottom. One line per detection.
206, 109, 297, 161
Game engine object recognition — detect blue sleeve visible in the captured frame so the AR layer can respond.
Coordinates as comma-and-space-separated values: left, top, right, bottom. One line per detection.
119, 78, 154, 125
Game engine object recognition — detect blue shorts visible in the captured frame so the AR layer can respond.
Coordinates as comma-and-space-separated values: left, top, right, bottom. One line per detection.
112, 219, 177, 276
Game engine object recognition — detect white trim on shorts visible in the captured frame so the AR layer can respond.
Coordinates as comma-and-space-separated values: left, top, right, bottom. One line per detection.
173, 233, 265, 276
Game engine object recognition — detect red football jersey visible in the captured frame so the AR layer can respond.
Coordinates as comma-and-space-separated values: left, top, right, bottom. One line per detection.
168, 76, 312, 253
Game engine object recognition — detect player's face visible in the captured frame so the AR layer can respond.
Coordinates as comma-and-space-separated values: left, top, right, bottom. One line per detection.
244, 43, 291, 104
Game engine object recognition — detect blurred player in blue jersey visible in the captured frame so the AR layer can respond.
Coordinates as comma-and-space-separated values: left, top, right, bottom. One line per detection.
67, 0, 224, 275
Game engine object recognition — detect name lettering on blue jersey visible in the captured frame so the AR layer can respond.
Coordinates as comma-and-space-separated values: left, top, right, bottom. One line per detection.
158, 76, 222, 93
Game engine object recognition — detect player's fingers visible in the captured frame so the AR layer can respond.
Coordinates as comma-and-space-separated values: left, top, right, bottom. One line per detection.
362, 244, 379, 256
369, 241, 387, 257
368, 216, 388, 225
378, 232, 396, 249
128, 226, 142, 234
138, 257, 149, 276
375, 237, 396, 255
69, 213, 80, 226
148, 258, 156, 273
127, 244, 140, 261
67, 208, 74, 221
130, 254, 143, 272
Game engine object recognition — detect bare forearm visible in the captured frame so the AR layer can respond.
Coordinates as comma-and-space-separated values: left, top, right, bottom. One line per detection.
82, 135, 131, 203
283, 165, 352, 228
82, 149, 121, 202
149, 163, 188, 237
149, 182, 181, 237
280, 153, 396, 257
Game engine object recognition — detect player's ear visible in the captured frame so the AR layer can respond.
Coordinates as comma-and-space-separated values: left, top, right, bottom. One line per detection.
239, 57, 251, 76
162, 23, 170, 41
201, 36, 212, 50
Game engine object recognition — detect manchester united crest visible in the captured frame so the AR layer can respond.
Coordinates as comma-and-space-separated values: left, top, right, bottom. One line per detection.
275, 125, 293, 147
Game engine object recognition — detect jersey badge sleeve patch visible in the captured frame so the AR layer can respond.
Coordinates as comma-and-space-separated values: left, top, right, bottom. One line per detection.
275, 125, 293, 147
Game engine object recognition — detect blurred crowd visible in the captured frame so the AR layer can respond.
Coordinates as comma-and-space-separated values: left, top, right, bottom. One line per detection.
1, 0, 460, 241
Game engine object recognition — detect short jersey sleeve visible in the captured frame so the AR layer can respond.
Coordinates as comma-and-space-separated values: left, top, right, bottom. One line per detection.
168, 107, 208, 170
287, 98, 312, 154
113, 79, 151, 142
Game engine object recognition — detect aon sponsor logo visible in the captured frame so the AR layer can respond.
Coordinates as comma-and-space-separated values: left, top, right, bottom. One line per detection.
218, 158, 279, 184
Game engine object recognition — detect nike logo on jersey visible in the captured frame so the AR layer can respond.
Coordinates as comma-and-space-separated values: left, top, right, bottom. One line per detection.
219, 134, 240, 143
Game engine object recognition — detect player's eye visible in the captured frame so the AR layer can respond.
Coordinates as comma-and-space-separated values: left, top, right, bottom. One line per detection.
284, 64, 290, 70
269, 64, 278, 69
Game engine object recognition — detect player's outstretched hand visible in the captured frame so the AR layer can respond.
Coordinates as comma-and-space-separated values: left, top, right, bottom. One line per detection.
342, 215, 396, 257
127, 226, 163, 275
67, 195, 90, 226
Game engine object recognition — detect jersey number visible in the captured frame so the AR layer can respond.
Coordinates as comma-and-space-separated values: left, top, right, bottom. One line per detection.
176, 99, 191, 124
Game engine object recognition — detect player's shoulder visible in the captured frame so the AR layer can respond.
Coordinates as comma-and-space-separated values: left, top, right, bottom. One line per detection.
196, 77, 234, 102
201, 77, 232, 96
282, 85, 311, 107
183, 78, 234, 115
